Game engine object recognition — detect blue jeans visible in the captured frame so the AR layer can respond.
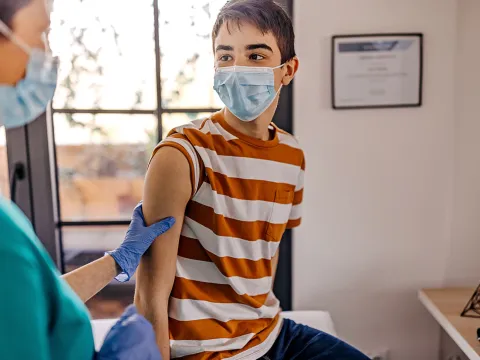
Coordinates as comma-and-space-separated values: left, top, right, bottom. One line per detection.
260, 319, 370, 360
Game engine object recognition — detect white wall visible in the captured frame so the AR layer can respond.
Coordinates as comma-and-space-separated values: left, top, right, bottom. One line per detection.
293, 1, 459, 359
444, 0, 480, 287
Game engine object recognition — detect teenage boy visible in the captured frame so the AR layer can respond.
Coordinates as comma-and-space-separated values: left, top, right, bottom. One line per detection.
135, 1, 370, 359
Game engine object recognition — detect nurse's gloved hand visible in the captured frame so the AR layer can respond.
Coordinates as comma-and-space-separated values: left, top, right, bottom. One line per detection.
97, 305, 162, 360
107, 202, 175, 282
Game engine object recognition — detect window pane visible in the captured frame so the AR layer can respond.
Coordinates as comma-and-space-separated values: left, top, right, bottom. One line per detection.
54, 113, 157, 221
159, 0, 228, 109
87, 290, 133, 320
49, 0, 156, 110
162, 112, 213, 139
63, 226, 127, 272
0, 128, 8, 198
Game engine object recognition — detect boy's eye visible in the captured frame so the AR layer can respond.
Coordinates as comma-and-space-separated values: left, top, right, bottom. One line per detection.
249, 53, 265, 61
219, 55, 233, 62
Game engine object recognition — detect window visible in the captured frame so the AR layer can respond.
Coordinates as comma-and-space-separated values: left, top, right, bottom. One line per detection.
50, 0, 157, 111
159, 0, 224, 110
3, 0, 293, 317
54, 113, 157, 221
47, 0, 228, 317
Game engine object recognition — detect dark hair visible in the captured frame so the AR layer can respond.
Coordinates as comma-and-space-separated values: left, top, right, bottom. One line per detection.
212, 0, 295, 64
0, 0, 31, 29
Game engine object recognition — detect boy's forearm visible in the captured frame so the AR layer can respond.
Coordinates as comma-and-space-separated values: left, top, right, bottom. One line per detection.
156, 316, 171, 359
145, 305, 171, 359
135, 251, 177, 359
135, 279, 172, 359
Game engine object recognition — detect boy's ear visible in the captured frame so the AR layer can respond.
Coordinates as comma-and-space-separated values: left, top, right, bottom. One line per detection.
281, 56, 299, 86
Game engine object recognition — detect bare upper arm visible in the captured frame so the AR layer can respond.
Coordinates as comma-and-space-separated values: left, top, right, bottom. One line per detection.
135, 146, 192, 315
143, 146, 192, 226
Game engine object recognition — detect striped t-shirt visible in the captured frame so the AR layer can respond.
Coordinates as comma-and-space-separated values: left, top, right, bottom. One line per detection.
154, 111, 305, 360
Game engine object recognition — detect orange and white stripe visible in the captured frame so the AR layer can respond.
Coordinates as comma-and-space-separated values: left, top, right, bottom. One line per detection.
153, 111, 305, 359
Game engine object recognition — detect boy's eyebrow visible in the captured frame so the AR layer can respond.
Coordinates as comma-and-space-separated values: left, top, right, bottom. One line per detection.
246, 43, 273, 52
215, 45, 234, 51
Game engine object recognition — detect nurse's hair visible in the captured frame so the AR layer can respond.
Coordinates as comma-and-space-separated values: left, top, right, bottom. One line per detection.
212, 0, 296, 64
0, 0, 32, 32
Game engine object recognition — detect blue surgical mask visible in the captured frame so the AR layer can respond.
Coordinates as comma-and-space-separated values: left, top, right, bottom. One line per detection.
0, 21, 59, 129
213, 64, 283, 122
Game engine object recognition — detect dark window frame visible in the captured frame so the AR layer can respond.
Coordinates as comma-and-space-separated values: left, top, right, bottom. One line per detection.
272, 0, 294, 311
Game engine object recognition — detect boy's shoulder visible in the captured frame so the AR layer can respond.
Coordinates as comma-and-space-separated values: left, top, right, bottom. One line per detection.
166, 113, 223, 138
167, 114, 304, 157
273, 124, 304, 153
168, 117, 210, 134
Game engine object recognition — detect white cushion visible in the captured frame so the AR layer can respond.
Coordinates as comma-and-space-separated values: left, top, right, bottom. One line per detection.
91, 318, 118, 351
91, 311, 336, 350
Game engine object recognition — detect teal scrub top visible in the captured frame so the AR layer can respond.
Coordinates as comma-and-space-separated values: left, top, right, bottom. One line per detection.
0, 197, 95, 360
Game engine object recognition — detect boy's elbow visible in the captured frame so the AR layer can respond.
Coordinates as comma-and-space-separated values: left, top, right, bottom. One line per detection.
135, 266, 170, 316
135, 287, 169, 322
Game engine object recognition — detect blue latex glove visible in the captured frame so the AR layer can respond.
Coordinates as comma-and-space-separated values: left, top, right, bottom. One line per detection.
107, 202, 175, 282
96, 305, 162, 360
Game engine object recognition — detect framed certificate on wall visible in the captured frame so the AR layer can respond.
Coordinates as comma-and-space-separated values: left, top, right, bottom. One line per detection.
331, 33, 423, 109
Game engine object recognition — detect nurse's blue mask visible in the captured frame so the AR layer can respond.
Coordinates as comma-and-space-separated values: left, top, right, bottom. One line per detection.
213, 64, 284, 122
0, 21, 59, 129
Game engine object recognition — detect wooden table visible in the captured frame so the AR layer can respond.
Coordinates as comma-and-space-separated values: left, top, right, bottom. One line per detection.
419, 288, 480, 360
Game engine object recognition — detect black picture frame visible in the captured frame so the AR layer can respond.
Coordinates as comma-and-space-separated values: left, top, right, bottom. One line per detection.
331, 33, 424, 110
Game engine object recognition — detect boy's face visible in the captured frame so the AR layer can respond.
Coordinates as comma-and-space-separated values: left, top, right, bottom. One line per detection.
214, 21, 297, 91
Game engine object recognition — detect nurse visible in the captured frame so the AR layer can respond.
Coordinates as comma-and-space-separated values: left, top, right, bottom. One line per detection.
0, 0, 170, 358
